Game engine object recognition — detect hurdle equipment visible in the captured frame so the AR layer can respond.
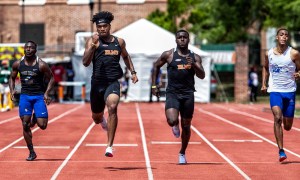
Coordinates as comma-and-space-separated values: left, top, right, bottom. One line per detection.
58, 81, 86, 103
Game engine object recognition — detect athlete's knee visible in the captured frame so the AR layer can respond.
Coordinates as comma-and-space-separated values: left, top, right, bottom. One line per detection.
22, 121, 30, 131
107, 104, 118, 114
37, 119, 48, 130
92, 113, 104, 124
181, 119, 191, 131
166, 117, 178, 127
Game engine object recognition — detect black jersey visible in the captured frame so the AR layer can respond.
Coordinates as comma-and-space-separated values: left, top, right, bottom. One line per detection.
166, 49, 196, 93
91, 36, 123, 84
19, 57, 45, 95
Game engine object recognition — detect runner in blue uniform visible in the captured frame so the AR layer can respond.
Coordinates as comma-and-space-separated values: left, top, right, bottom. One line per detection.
83, 11, 138, 157
9, 41, 54, 161
152, 30, 205, 164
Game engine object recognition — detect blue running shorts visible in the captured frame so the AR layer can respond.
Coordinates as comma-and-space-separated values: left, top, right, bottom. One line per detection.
270, 92, 295, 118
19, 94, 48, 118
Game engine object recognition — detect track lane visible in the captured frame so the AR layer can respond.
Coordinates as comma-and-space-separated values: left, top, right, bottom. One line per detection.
196, 103, 300, 179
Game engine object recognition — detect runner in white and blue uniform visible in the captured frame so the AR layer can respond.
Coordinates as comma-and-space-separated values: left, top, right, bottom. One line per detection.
261, 28, 300, 162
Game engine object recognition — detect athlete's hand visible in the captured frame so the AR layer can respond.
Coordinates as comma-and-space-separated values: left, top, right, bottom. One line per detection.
185, 56, 193, 69
44, 94, 52, 105
261, 85, 267, 94
151, 85, 160, 97
91, 32, 99, 46
294, 72, 300, 80
131, 74, 138, 84
10, 90, 16, 101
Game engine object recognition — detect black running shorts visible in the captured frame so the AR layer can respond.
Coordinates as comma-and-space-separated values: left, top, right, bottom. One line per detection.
165, 91, 194, 119
90, 81, 120, 113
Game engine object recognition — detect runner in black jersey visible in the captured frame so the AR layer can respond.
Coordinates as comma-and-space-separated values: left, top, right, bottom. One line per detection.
83, 11, 138, 157
9, 41, 54, 161
152, 30, 205, 164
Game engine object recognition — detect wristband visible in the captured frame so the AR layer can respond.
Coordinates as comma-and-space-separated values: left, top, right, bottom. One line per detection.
151, 85, 157, 88
131, 70, 137, 75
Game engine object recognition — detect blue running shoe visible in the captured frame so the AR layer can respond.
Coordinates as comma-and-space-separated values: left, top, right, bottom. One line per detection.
279, 149, 287, 162
172, 125, 180, 138
26, 152, 37, 161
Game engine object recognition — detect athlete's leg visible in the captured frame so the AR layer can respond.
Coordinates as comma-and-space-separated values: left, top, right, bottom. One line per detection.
165, 108, 180, 127
105, 94, 120, 147
179, 93, 194, 156
179, 117, 191, 155
283, 117, 293, 131
271, 106, 283, 149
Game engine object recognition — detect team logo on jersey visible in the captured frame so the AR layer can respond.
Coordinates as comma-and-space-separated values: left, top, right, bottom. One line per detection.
102, 44, 108, 47
175, 59, 181, 62
177, 64, 191, 70
105, 50, 119, 55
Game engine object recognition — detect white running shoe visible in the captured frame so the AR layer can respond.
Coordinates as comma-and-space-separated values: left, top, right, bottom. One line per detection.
172, 125, 180, 138
178, 153, 187, 164
100, 117, 108, 131
105, 146, 113, 157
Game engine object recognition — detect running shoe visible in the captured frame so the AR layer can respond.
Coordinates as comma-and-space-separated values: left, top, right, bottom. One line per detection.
26, 152, 37, 161
105, 146, 113, 157
178, 153, 187, 164
100, 117, 108, 131
172, 125, 180, 138
30, 113, 37, 128
279, 149, 287, 162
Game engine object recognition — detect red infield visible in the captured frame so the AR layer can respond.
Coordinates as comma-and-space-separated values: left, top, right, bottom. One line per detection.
0, 102, 300, 179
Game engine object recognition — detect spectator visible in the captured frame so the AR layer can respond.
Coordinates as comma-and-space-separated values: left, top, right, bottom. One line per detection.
65, 63, 75, 100
51, 63, 65, 102
249, 66, 258, 103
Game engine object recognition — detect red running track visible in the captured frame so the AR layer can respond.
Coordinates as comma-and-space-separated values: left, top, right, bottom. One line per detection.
0, 102, 299, 179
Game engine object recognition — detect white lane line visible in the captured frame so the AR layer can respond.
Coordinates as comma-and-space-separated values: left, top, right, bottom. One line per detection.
151, 141, 201, 145
86, 143, 138, 147
213, 139, 263, 143
13, 146, 70, 149
191, 126, 251, 180
0, 105, 57, 125
214, 104, 300, 132
51, 122, 95, 180
0, 105, 83, 153
198, 108, 300, 159
0, 116, 19, 124
135, 103, 153, 180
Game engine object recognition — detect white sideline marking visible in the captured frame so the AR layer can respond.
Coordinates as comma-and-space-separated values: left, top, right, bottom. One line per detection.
198, 108, 300, 159
51, 122, 95, 180
85, 143, 138, 147
213, 139, 263, 143
0, 105, 83, 153
13, 146, 70, 149
135, 103, 153, 180
191, 126, 251, 180
151, 141, 201, 145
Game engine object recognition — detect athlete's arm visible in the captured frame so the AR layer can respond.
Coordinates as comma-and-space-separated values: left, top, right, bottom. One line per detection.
8, 60, 20, 101
291, 49, 300, 80
192, 54, 205, 79
39, 59, 54, 105
119, 38, 138, 84
151, 50, 171, 96
82, 33, 99, 67
261, 50, 269, 93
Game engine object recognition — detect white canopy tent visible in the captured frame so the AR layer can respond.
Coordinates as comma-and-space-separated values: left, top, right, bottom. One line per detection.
72, 18, 212, 102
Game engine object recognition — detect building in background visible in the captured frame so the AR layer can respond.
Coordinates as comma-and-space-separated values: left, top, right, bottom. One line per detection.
0, 0, 167, 59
